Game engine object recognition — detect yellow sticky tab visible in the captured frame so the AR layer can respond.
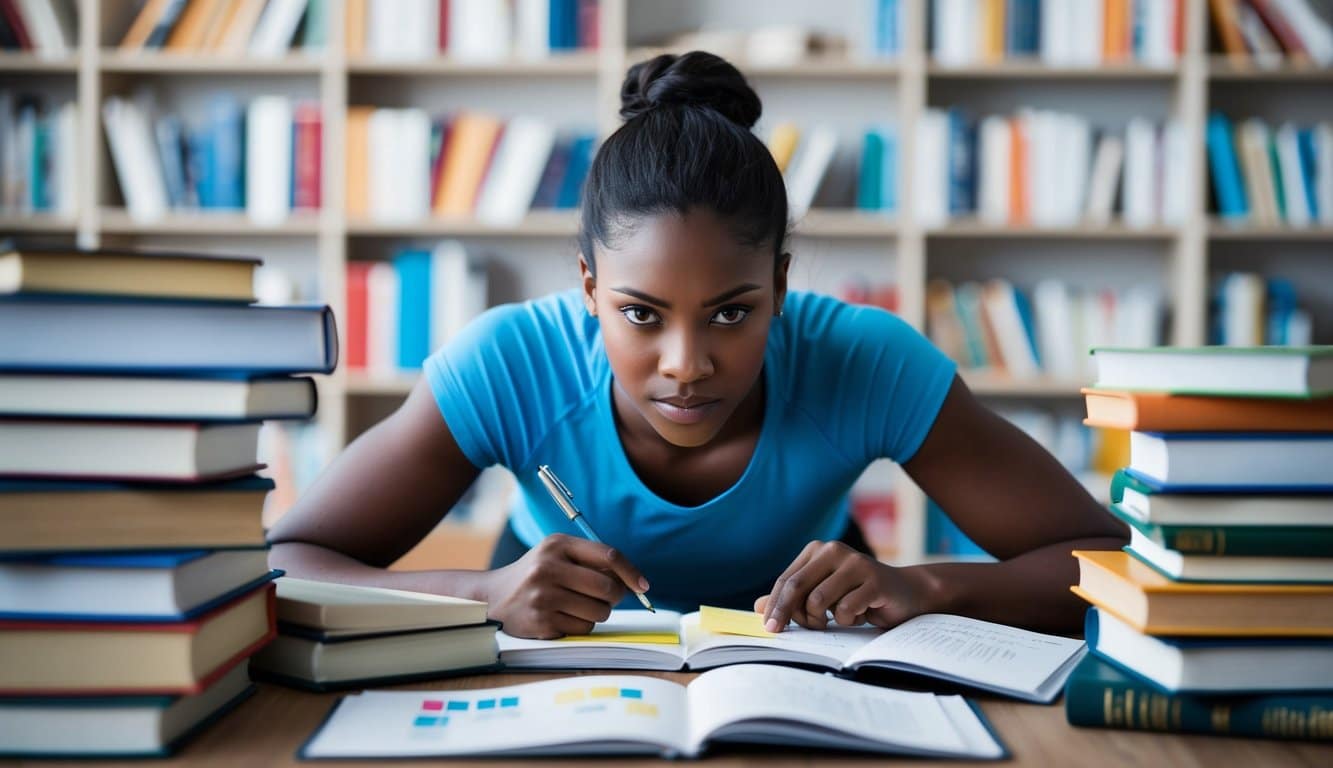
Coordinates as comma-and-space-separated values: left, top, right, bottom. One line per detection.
556, 632, 681, 645
698, 605, 776, 638
554, 689, 585, 705
626, 701, 659, 717
589, 687, 618, 699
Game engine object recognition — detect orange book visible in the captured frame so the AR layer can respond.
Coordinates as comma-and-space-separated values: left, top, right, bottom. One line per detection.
981, 0, 1005, 63
433, 113, 504, 218
1008, 117, 1028, 225
346, 0, 367, 57
1072, 550, 1333, 637
200, 0, 243, 49
345, 107, 373, 218
165, 0, 225, 51
1082, 388, 1333, 432
213, 0, 267, 54
1207, 0, 1249, 62
1103, 0, 1128, 62
120, 0, 171, 49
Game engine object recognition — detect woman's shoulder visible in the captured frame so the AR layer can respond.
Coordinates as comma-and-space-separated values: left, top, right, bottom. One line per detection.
779, 291, 920, 350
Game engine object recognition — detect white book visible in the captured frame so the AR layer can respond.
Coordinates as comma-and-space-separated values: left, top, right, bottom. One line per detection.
1222, 271, 1265, 346
475, 116, 557, 226
0, 420, 261, 481
301, 664, 1006, 760
1040, 0, 1071, 65
1091, 346, 1333, 397
1129, 431, 1333, 488
249, 0, 309, 56
1122, 117, 1156, 228
1060, 112, 1092, 224
369, 0, 436, 60
246, 96, 293, 226
1141, 0, 1175, 66
1078, 291, 1115, 380
368, 110, 428, 223
102, 97, 168, 223
784, 125, 837, 219
0, 373, 316, 420
15, 0, 69, 57
1069, 0, 1104, 66
0, 91, 16, 208
51, 100, 77, 216
0, 549, 272, 618
450, 0, 513, 62
977, 116, 1010, 224
1027, 111, 1057, 225
1161, 120, 1188, 225
1276, 123, 1312, 226
366, 0, 397, 58
514, 0, 550, 59
1239, 119, 1279, 225
366, 261, 400, 377
1271, 0, 1333, 66
1084, 133, 1124, 224
1128, 527, 1333, 584
1318, 123, 1333, 225
1118, 486, 1333, 527
915, 110, 949, 226
1033, 280, 1078, 380
0, 665, 252, 757
429, 241, 487, 350
981, 279, 1040, 378
1114, 285, 1162, 348
14, 102, 33, 213
933, 0, 976, 66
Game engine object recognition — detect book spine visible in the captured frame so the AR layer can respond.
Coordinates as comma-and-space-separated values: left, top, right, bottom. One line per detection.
1151, 523, 1333, 557
1066, 672, 1333, 740
394, 250, 432, 371
1207, 112, 1248, 218
292, 103, 322, 210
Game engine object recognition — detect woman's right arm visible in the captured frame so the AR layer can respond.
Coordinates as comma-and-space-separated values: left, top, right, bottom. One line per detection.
267, 378, 651, 638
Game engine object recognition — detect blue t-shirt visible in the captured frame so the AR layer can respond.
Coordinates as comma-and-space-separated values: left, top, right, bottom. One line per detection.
425, 290, 956, 612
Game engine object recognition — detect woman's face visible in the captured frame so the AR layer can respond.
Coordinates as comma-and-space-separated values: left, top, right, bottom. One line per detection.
582, 209, 787, 449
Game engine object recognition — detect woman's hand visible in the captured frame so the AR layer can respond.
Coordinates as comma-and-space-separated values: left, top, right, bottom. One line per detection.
481, 533, 651, 639
753, 541, 942, 632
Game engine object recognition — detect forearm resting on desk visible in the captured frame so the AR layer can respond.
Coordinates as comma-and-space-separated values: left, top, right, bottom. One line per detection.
269, 541, 492, 604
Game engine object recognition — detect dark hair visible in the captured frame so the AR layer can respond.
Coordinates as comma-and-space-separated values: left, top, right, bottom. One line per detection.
578, 51, 788, 275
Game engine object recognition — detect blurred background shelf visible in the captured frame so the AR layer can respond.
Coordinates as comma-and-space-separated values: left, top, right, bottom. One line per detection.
97, 52, 325, 74
98, 209, 323, 236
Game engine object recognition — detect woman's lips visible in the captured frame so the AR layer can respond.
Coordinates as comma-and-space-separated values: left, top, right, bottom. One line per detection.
651, 398, 720, 425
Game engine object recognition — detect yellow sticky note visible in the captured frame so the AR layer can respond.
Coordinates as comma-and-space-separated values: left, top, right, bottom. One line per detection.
626, 701, 659, 717
554, 689, 585, 705
698, 605, 776, 638
556, 632, 681, 645
589, 687, 618, 699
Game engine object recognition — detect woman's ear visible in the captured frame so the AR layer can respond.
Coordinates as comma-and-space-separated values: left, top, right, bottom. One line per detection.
578, 254, 597, 316
773, 252, 791, 316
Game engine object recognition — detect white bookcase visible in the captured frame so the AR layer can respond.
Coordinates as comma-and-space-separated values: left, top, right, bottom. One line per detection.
3, 0, 1331, 565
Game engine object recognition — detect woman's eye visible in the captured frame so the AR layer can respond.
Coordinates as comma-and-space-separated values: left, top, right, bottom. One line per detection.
620, 306, 660, 326
711, 306, 751, 326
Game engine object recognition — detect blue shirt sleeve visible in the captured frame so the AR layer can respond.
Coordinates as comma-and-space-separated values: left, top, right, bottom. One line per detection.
788, 298, 957, 465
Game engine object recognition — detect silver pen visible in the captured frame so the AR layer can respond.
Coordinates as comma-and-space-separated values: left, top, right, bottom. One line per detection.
537, 464, 655, 612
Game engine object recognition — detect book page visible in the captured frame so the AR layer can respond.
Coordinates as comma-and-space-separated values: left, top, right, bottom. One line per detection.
844, 614, 1086, 698
683, 664, 976, 757
681, 611, 883, 668
301, 676, 690, 758
496, 610, 687, 670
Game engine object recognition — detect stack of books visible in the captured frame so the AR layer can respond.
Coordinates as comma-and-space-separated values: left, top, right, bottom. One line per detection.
251, 578, 499, 691
1066, 344, 1333, 742
0, 241, 336, 757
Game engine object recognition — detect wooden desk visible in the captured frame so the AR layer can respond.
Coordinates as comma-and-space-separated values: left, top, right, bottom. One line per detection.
3, 671, 1328, 767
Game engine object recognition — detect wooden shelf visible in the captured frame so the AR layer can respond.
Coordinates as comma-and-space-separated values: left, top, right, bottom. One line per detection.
961, 372, 1087, 397
793, 209, 898, 238
628, 48, 901, 78
98, 51, 324, 74
1207, 57, 1333, 82
346, 211, 580, 237
1208, 220, 1333, 241
927, 220, 1177, 240
98, 209, 322, 236
345, 373, 418, 396
0, 213, 78, 233
348, 52, 599, 76
928, 59, 1177, 80
0, 53, 79, 72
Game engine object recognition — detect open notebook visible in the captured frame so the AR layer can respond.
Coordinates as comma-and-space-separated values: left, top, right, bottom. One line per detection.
299, 664, 1007, 760
498, 610, 1086, 704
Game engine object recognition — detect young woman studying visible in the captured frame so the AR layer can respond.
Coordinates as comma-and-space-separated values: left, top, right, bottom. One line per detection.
269, 52, 1128, 640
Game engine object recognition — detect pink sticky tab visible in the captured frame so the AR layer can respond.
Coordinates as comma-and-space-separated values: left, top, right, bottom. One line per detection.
421, 700, 444, 711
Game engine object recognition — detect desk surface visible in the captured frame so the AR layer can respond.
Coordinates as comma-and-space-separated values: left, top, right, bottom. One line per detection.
4, 670, 1329, 767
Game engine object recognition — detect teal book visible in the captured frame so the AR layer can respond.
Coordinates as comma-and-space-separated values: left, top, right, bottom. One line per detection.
1065, 655, 1333, 741
856, 129, 882, 210
1109, 503, 1333, 557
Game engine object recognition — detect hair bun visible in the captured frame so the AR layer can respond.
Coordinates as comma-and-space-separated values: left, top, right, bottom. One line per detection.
620, 51, 762, 129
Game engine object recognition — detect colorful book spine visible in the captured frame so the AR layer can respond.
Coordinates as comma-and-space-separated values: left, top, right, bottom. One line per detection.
1207, 112, 1248, 219
292, 103, 322, 210
394, 250, 432, 371
555, 133, 595, 209
1111, 505, 1333, 557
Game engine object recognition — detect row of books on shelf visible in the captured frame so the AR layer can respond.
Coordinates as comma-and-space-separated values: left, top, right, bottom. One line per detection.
0, 91, 75, 215
104, 93, 322, 224
1065, 345, 1333, 741
119, 0, 320, 56
1212, 271, 1313, 346
0, 240, 337, 756
931, 0, 1182, 68
767, 123, 899, 216
0, 0, 73, 57
347, 0, 599, 61
1209, 0, 1333, 67
917, 109, 1186, 228
344, 243, 488, 377
926, 278, 1163, 382
1207, 113, 1333, 227
347, 108, 594, 225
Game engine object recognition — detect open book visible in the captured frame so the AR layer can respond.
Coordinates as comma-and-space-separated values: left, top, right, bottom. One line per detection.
499, 611, 1086, 704
299, 664, 1007, 760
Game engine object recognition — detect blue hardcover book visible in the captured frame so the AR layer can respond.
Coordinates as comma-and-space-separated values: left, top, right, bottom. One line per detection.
874, 0, 900, 56
555, 133, 595, 208
946, 110, 976, 215
31, 113, 48, 211
1005, 0, 1040, 55
531, 137, 571, 208
1013, 284, 1041, 368
1206, 112, 1247, 219
1266, 278, 1297, 346
154, 115, 188, 209
857, 129, 883, 210
188, 128, 211, 207
207, 95, 245, 209
1297, 127, 1319, 219
394, 249, 432, 371
880, 125, 898, 213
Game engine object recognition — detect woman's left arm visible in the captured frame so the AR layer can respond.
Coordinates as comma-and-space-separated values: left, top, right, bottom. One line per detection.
758, 375, 1128, 635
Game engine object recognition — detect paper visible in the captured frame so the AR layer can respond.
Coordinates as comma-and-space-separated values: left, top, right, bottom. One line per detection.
697, 605, 775, 638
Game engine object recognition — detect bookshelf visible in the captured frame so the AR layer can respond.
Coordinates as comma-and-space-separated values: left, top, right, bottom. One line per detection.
5, 0, 1332, 566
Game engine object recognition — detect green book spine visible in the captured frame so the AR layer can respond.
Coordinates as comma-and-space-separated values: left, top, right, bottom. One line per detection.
1066, 656, 1333, 741
1110, 505, 1333, 556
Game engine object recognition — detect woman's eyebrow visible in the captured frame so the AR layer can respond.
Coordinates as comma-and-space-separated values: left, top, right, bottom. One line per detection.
611, 287, 670, 308
610, 283, 762, 309
702, 284, 761, 307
